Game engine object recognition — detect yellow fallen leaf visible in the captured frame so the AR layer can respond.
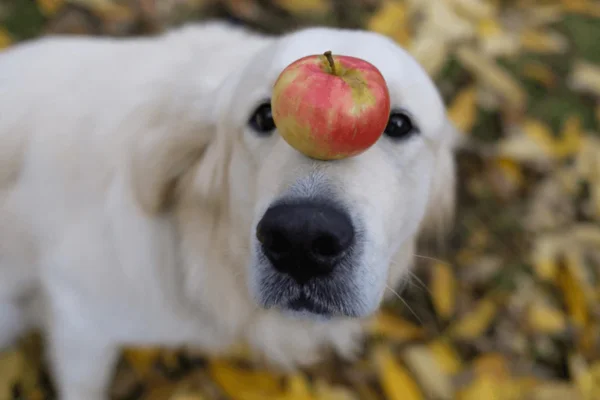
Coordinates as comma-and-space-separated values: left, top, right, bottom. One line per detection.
368, 310, 424, 342
570, 60, 600, 97
430, 261, 457, 320
561, 0, 598, 15
402, 345, 454, 400
313, 379, 358, 400
529, 381, 583, 400
568, 353, 595, 400
531, 236, 560, 281
522, 62, 557, 87
520, 30, 567, 53
36, 0, 65, 16
273, 0, 330, 15
223, 341, 254, 361
367, 1, 411, 47
209, 360, 282, 400
449, 298, 499, 339
477, 18, 502, 38
455, 375, 498, 400
459, 375, 538, 400
409, 32, 450, 77
428, 339, 463, 375
122, 347, 162, 378
526, 301, 567, 335
451, 0, 497, 19
522, 117, 582, 159
522, 119, 558, 155
557, 253, 590, 329
556, 115, 584, 158
458, 354, 521, 400
422, 0, 475, 41
373, 344, 424, 400
579, 322, 600, 356
279, 373, 313, 400
171, 394, 207, 400
161, 382, 207, 400
447, 85, 478, 134
0, 27, 11, 50
494, 157, 525, 192
69, 0, 133, 20
585, 361, 600, 398
473, 353, 511, 381
524, 5, 563, 27
0, 349, 25, 399
503, 377, 541, 400
456, 46, 527, 110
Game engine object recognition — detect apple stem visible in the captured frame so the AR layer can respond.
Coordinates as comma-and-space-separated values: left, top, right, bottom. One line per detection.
324, 50, 337, 75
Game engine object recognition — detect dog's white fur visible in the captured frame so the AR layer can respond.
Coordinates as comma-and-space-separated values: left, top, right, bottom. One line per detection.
0, 21, 457, 399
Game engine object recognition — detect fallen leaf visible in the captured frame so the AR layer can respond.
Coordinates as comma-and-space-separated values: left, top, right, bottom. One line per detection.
456, 46, 527, 110
0, 27, 11, 50
529, 381, 583, 400
447, 85, 478, 134
36, 0, 65, 16
455, 375, 497, 400
122, 347, 162, 378
520, 29, 568, 53
402, 345, 454, 400
472, 353, 511, 381
428, 338, 463, 375
531, 235, 560, 281
449, 298, 499, 340
368, 310, 424, 342
569, 60, 600, 97
557, 252, 590, 329
0, 349, 24, 399
430, 261, 457, 320
448, 0, 496, 20
409, 32, 450, 77
372, 344, 424, 400
313, 379, 358, 400
568, 353, 595, 400
273, 0, 330, 15
208, 360, 282, 400
279, 373, 313, 400
367, 1, 411, 47
526, 300, 568, 335
522, 62, 557, 88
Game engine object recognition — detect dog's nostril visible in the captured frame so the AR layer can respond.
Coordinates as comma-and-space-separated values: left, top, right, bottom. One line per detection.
311, 234, 341, 258
256, 201, 355, 283
264, 230, 291, 255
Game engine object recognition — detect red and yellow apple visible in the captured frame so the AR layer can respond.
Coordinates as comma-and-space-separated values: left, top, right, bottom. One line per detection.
271, 50, 391, 160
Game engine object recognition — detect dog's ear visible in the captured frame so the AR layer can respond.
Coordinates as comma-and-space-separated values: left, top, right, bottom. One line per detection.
418, 119, 461, 245
129, 98, 217, 215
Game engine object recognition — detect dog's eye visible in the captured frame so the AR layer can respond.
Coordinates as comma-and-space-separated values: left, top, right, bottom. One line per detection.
248, 102, 276, 135
384, 111, 417, 140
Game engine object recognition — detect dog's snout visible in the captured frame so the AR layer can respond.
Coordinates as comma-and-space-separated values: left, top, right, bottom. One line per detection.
256, 202, 354, 283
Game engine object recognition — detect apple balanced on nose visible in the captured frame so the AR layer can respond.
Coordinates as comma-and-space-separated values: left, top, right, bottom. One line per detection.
271, 50, 391, 161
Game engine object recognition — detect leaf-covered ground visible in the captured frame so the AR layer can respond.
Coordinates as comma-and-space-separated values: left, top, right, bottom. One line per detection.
1, 0, 599, 399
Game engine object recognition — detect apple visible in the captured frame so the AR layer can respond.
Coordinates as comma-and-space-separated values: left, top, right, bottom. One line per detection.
271, 50, 391, 160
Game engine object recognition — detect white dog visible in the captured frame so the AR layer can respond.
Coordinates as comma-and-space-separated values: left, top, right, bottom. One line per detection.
0, 21, 457, 399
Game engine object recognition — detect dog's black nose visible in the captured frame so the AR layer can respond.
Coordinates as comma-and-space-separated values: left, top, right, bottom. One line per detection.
256, 202, 354, 283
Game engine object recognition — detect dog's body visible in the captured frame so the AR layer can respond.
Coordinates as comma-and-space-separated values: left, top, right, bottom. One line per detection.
0, 21, 456, 399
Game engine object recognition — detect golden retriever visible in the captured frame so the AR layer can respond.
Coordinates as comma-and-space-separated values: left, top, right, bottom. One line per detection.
0, 21, 457, 399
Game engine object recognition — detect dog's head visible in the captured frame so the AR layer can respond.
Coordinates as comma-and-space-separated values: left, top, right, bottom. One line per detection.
131, 25, 457, 320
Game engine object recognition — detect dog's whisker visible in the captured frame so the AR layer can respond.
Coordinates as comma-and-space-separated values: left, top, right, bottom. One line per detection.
385, 284, 423, 325
388, 259, 429, 295
406, 270, 432, 297
412, 253, 452, 266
